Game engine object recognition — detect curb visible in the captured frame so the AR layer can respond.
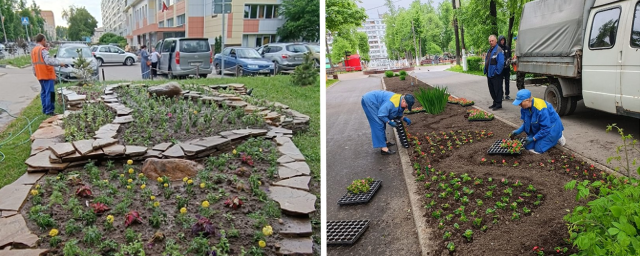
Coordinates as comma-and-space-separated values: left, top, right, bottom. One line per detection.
326, 80, 342, 90
382, 76, 432, 256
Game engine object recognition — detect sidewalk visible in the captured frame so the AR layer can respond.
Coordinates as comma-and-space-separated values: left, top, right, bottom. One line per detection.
326, 77, 421, 255
0, 67, 40, 132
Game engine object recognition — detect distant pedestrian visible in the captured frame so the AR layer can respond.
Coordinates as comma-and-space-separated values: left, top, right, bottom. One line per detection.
139, 45, 150, 79
30, 34, 68, 115
498, 35, 512, 100
484, 35, 505, 110
361, 90, 415, 155
150, 47, 160, 78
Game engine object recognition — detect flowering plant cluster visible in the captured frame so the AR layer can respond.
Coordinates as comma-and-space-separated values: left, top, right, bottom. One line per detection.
347, 177, 375, 194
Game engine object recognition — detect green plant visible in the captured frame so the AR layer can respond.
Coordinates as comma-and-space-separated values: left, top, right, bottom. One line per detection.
263, 200, 281, 218
83, 226, 102, 246
606, 124, 640, 177
116, 241, 146, 256
63, 239, 83, 256
65, 219, 81, 235
463, 229, 473, 242
99, 239, 119, 253
163, 239, 184, 256
413, 86, 449, 115
446, 241, 455, 252
399, 70, 407, 76
443, 230, 452, 240
125, 228, 139, 243
385, 70, 394, 77
399, 75, 406, 80
291, 52, 318, 86
347, 177, 374, 194
466, 56, 483, 72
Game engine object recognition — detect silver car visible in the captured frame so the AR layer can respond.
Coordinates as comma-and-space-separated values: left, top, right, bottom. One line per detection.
257, 43, 308, 73
54, 44, 99, 82
90, 45, 137, 66
154, 38, 213, 79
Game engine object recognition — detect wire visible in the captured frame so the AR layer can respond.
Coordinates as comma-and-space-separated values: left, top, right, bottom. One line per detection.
365, 0, 404, 11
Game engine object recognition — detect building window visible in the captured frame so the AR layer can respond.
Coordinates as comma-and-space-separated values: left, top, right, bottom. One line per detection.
159, 21, 164, 27
255, 35, 277, 47
167, 18, 174, 27
244, 5, 280, 19
177, 14, 185, 25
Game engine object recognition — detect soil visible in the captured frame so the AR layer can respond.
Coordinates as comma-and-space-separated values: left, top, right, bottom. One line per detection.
21, 140, 286, 256
385, 76, 609, 256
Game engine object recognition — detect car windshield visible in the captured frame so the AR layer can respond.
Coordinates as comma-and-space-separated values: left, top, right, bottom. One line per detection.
285, 44, 308, 53
236, 49, 262, 59
179, 40, 210, 53
58, 47, 93, 58
307, 45, 320, 53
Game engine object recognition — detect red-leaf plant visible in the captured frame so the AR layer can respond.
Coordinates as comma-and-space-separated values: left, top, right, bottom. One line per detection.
125, 211, 143, 227
191, 215, 216, 237
223, 196, 244, 209
240, 153, 254, 166
75, 186, 93, 197
90, 202, 110, 214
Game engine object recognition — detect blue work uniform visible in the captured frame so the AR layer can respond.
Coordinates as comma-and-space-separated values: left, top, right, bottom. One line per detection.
515, 97, 564, 153
361, 90, 405, 148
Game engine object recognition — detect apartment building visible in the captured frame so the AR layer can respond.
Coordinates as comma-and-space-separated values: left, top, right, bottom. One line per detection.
101, 0, 127, 36
123, 0, 285, 50
41, 11, 56, 40
357, 18, 388, 59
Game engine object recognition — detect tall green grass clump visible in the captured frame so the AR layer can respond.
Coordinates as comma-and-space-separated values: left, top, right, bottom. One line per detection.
414, 86, 449, 114
384, 70, 394, 78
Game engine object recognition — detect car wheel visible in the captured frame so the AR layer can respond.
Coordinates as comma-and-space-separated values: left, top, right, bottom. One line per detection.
215, 64, 221, 75
236, 66, 243, 77
96, 58, 103, 67
199, 74, 207, 79
124, 57, 133, 66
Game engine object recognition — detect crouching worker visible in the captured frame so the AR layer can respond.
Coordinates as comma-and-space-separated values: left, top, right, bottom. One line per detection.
361, 90, 415, 155
510, 89, 566, 154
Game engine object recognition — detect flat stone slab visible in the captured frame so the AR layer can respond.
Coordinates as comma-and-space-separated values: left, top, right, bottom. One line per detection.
92, 138, 118, 150
278, 162, 311, 179
103, 144, 126, 156
73, 139, 95, 155
144, 150, 163, 159
125, 145, 148, 157
66, 94, 86, 101
270, 127, 293, 134
277, 237, 313, 256
273, 176, 311, 191
24, 150, 69, 170
0, 215, 40, 248
179, 143, 205, 155
96, 123, 120, 133
277, 155, 296, 164
93, 131, 118, 139
219, 131, 248, 140
49, 143, 76, 158
152, 142, 173, 151
116, 107, 133, 116
0, 248, 50, 256
278, 142, 305, 161
13, 172, 45, 185
30, 125, 64, 141
0, 211, 18, 218
0, 185, 31, 211
113, 115, 134, 124
142, 158, 204, 181
278, 216, 313, 236
275, 137, 292, 146
268, 186, 316, 215
162, 144, 185, 158
192, 136, 230, 150
30, 138, 61, 156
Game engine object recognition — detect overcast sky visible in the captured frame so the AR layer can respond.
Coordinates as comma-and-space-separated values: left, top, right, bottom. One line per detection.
358, 0, 447, 19
34, 0, 102, 28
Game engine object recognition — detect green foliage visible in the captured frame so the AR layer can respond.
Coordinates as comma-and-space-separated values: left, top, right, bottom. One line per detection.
385, 70, 394, 78
291, 53, 318, 86
187, 237, 211, 255
605, 124, 640, 177
413, 86, 449, 115
163, 239, 185, 256
63, 239, 83, 256
355, 32, 370, 61
125, 228, 139, 244
64, 6, 98, 41
399, 70, 408, 76
115, 241, 146, 256
83, 226, 102, 246
65, 219, 81, 235
466, 56, 483, 72
325, 0, 367, 33
277, 0, 320, 42
400, 75, 406, 81
264, 200, 281, 218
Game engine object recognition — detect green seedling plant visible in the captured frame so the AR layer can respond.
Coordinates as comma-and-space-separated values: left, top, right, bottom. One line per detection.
347, 177, 374, 194
446, 242, 455, 252
463, 229, 473, 242
443, 230, 452, 240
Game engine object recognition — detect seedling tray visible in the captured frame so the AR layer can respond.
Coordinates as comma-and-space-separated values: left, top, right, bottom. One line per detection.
404, 110, 426, 115
468, 117, 494, 121
327, 220, 370, 245
487, 138, 526, 155
394, 121, 410, 148
460, 103, 475, 107
337, 180, 382, 205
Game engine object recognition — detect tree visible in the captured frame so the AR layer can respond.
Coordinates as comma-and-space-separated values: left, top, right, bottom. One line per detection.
355, 31, 369, 61
98, 32, 117, 44
277, 0, 320, 42
55, 26, 68, 40
326, 0, 367, 68
65, 6, 97, 41
329, 36, 355, 64
291, 52, 317, 86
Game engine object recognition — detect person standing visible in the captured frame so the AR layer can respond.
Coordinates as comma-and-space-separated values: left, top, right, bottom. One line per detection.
361, 90, 415, 155
139, 45, 150, 79
483, 35, 505, 110
30, 34, 68, 116
510, 89, 566, 154
150, 47, 161, 78
498, 35, 512, 100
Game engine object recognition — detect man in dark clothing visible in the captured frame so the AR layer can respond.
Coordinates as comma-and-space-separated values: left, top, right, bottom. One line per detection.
484, 35, 505, 110
498, 35, 512, 100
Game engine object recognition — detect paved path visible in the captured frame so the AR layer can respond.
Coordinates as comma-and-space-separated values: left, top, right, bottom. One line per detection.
413, 67, 640, 174
0, 67, 41, 132
326, 77, 421, 255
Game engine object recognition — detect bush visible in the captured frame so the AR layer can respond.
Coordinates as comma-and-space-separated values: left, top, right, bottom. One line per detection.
414, 86, 449, 115
400, 75, 406, 80
399, 70, 407, 76
467, 56, 483, 72
394, 73, 400, 77
291, 53, 317, 86
384, 70, 394, 78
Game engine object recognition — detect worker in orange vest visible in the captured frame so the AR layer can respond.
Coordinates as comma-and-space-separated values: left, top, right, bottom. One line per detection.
31, 34, 68, 115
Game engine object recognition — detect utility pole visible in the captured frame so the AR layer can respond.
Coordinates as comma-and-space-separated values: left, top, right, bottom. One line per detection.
452, 0, 461, 66
220, 12, 225, 78
411, 20, 418, 66
0, 13, 7, 43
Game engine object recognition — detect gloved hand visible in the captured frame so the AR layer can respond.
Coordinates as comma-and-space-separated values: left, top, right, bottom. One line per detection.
403, 117, 411, 126
388, 121, 397, 127
524, 137, 534, 146
510, 128, 523, 139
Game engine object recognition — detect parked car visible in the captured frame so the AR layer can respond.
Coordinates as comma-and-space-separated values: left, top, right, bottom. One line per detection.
256, 43, 308, 73
305, 44, 320, 67
53, 44, 99, 82
213, 47, 274, 76
90, 45, 137, 66
154, 38, 213, 79
0, 43, 5, 51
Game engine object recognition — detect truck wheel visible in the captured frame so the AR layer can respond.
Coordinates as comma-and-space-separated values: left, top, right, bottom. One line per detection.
544, 82, 569, 116
565, 96, 579, 115
516, 72, 525, 90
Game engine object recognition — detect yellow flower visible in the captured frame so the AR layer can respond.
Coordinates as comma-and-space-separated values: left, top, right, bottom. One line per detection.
258, 240, 266, 248
262, 225, 273, 236
120, 174, 125, 177
180, 207, 187, 214
128, 168, 134, 174
103, 179, 109, 184
202, 201, 210, 208
183, 177, 188, 182
127, 185, 131, 189
187, 179, 193, 185
49, 229, 59, 237
232, 149, 237, 155
258, 181, 262, 186
200, 183, 206, 189
157, 177, 164, 183
30, 189, 39, 196
56, 176, 60, 180
35, 184, 41, 189
194, 110, 198, 114
150, 196, 156, 200
154, 201, 160, 207
127, 179, 133, 183
259, 148, 263, 152
106, 215, 114, 223
138, 173, 144, 177
164, 183, 169, 187
127, 160, 133, 165
140, 184, 146, 189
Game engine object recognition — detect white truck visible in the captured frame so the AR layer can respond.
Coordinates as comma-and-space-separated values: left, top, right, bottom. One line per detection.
514, 0, 640, 118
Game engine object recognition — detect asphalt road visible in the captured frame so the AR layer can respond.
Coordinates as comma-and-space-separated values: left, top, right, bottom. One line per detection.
0, 67, 41, 131
413, 66, 640, 175
326, 77, 421, 255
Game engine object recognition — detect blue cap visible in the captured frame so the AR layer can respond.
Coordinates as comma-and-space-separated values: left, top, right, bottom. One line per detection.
513, 89, 532, 106
404, 94, 415, 111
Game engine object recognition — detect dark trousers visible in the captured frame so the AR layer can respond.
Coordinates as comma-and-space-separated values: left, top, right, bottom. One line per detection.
502, 69, 510, 96
151, 62, 158, 77
39, 80, 55, 114
487, 76, 503, 107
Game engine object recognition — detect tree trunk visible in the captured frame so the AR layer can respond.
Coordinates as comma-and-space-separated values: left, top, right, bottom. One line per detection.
326, 32, 333, 69
460, 23, 466, 50
452, 0, 461, 65
489, 0, 498, 36
507, 14, 515, 49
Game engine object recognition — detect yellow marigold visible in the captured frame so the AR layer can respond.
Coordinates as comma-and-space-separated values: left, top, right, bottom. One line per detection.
194, 110, 198, 114
138, 173, 144, 177
157, 177, 164, 183
183, 177, 188, 182
128, 168, 134, 174
232, 149, 237, 155
49, 229, 59, 237
35, 184, 41, 189
150, 196, 156, 200
127, 160, 133, 165
127, 179, 133, 183
258, 240, 266, 248
259, 148, 263, 152
30, 189, 38, 196
127, 185, 131, 189
56, 176, 60, 180
106, 215, 114, 223
202, 201, 210, 208
120, 174, 125, 177
103, 179, 109, 184
187, 179, 193, 185
180, 207, 187, 214
164, 183, 169, 187
140, 184, 146, 189
258, 181, 262, 186
262, 225, 273, 236
154, 201, 160, 207
200, 183, 206, 189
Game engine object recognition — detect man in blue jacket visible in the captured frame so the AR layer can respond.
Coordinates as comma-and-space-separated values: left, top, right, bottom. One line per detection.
484, 35, 505, 110
510, 89, 566, 154
361, 90, 415, 155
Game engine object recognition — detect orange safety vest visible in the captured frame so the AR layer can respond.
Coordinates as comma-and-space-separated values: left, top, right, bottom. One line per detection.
31, 45, 56, 80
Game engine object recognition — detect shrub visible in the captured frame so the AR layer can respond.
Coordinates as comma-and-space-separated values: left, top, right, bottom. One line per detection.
400, 75, 406, 80
467, 56, 483, 72
399, 70, 407, 76
384, 70, 394, 78
291, 52, 317, 86
414, 86, 449, 115
394, 73, 400, 77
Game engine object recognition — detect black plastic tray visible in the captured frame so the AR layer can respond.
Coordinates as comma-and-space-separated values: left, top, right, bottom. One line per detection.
395, 121, 409, 148
338, 180, 382, 205
460, 103, 475, 107
327, 220, 370, 245
469, 117, 494, 121
404, 110, 426, 115
487, 138, 526, 155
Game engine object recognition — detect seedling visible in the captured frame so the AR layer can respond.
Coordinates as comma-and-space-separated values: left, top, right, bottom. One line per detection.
463, 229, 473, 242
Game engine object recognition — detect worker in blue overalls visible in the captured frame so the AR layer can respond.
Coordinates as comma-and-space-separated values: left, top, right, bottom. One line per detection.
361, 90, 415, 155
510, 89, 566, 154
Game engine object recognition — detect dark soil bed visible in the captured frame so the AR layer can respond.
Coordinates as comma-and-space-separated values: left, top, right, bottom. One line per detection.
385, 76, 608, 256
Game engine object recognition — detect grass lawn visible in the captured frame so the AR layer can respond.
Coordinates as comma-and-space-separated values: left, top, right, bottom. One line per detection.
447, 65, 485, 76
326, 79, 339, 88
0, 55, 31, 67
